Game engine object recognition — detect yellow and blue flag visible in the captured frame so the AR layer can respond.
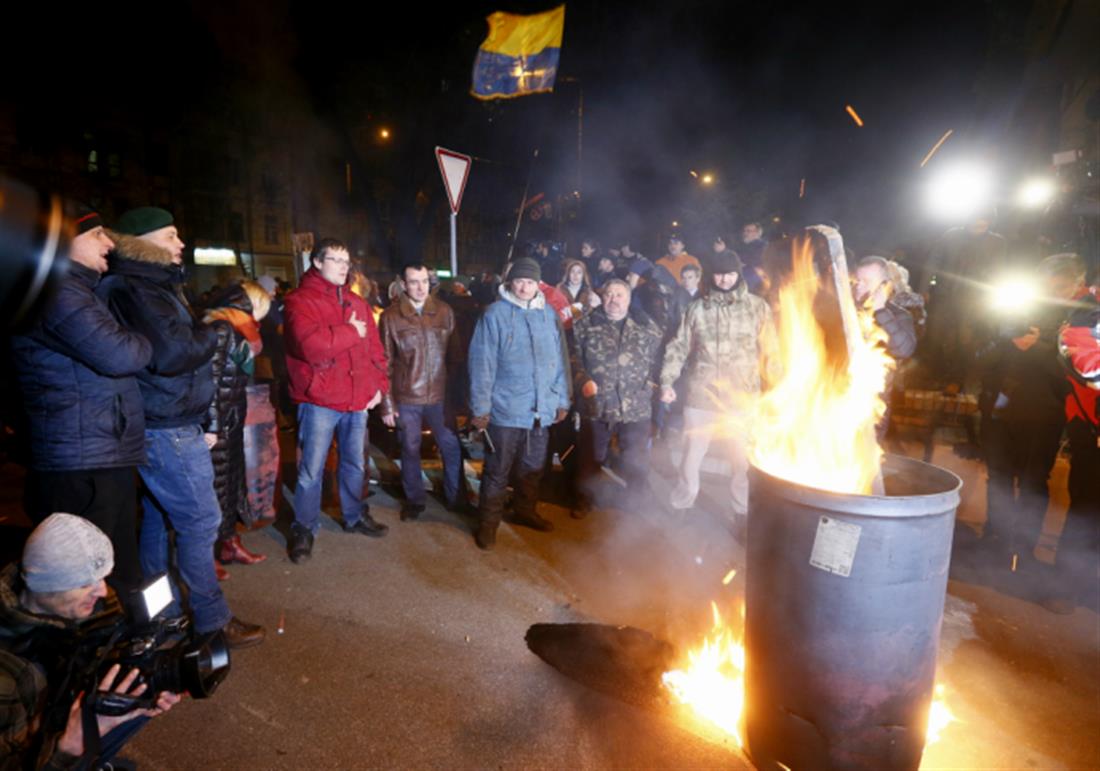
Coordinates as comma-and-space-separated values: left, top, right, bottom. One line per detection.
471, 5, 565, 100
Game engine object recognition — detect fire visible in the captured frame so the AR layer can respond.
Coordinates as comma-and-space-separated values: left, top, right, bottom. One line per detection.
662, 601, 747, 748
747, 235, 893, 495
925, 683, 956, 745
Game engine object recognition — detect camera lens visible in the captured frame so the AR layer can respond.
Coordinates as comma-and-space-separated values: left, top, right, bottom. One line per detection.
0, 175, 70, 331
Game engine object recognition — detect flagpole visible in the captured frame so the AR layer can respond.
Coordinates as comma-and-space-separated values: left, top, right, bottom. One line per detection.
505, 148, 539, 269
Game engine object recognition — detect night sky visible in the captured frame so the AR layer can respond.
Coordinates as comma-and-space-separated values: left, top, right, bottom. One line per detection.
7, 0, 1047, 259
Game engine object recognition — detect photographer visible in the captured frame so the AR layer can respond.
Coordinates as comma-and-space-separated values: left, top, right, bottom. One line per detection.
976, 257, 1078, 570
1, 514, 180, 769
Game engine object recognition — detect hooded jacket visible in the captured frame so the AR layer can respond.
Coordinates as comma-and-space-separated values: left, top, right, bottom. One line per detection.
660, 281, 775, 410
0, 563, 120, 770
204, 287, 261, 524
283, 268, 389, 412
11, 263, 152, 471
96, 235, 217, 429
468, 285, 571, 428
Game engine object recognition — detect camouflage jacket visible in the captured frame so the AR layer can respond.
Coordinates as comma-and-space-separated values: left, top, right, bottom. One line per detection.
570, 307, 664, 423
660, 282, 775, 410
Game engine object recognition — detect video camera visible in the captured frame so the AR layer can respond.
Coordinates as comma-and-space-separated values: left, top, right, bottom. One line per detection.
63, 574, 230, 717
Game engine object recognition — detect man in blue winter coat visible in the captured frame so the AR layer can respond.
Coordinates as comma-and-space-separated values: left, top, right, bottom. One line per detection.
467, 258, 571, 550
11, 206, 151, 595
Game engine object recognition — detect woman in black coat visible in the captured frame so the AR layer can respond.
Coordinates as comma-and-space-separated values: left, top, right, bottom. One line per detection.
204, 281, 271, 574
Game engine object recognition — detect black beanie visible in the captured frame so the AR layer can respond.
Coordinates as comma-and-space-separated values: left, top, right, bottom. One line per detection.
711, 250, 744, 275
508, 257, 542, 282
115, 206, 174, 236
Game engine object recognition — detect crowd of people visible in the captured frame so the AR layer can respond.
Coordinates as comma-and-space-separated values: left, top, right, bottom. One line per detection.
2, 199, 1098, 768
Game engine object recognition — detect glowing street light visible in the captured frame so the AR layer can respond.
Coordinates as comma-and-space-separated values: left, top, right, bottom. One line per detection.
1017, 178, 1055, 209
672, 220, 680, 228
924, 162, 994, 221
701, 173, 715, 185
379, 127, 391, 140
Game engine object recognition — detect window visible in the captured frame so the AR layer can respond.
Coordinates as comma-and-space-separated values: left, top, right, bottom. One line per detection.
263, 214, 278, 245
87, 149, 98, 174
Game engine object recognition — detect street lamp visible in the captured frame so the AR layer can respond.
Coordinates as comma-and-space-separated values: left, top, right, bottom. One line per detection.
379, 127, 391, 140
701, 173, 715, 185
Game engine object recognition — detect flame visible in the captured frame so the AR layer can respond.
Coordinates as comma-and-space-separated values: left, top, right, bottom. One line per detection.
747, 236, 892, 495
925, 683, 956, 745
662, 602, 747, 748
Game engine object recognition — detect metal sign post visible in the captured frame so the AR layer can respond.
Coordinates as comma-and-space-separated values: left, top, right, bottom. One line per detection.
435, 147, 472, 277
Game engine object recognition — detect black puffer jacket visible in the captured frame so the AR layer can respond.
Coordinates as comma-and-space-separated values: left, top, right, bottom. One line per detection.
11, 262, 151, 471
96, 235, 217, 428
203, 288, 257, 527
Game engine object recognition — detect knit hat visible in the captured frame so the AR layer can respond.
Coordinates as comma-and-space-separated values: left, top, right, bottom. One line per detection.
69, 202, 103, 235
22, 513, 114, 592
256, 275, 278, 296
508, 257, 541, 282
711, 250, 744, 275
115, 206, 174, 236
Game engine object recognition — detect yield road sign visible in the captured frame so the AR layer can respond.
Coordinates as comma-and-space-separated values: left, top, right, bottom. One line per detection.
435, 147, 472, 214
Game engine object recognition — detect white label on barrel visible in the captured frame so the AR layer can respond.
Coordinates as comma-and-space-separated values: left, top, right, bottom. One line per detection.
809, 516, 861, 577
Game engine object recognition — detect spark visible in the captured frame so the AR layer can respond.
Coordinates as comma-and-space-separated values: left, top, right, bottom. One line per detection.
920, 129, 954, 167
845, 105, 864, 127
799, 178, 806, 198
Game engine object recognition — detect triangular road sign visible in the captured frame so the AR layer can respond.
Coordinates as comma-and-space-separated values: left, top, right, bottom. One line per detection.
436, 147, 472, 214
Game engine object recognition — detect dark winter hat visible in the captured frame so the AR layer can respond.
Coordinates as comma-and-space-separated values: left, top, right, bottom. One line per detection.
115, 206, 174, 236
508, 257, 542, 282
668, 233, 684, 243
711, 249, 744, 275
22, 513, 114, 593
68, 202, 103, 235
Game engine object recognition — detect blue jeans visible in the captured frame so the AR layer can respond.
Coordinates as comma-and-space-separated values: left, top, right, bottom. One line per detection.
396, 402, 463, 506
293, 403, 368, 533
73, 716, 149, 771
139, 426, 232, 635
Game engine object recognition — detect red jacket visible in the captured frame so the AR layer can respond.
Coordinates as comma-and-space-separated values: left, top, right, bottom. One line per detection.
284, 269, 388, 411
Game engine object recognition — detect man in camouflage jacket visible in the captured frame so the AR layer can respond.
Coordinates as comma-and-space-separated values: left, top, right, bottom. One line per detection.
570, 279, 664, 517
659, 251, 775, 524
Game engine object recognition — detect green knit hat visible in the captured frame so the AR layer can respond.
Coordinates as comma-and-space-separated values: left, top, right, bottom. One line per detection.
115, 206, 174, 236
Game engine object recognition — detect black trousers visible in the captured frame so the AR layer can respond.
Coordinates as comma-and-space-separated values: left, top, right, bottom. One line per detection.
478, 424, 549, 525
984, 416, 1064, 551
27, 467, 142, 596
1053, 419, 1100, 599
576, 418, 650, 513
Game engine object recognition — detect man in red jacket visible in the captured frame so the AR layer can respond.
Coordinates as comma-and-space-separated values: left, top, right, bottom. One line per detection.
284, 238, 390, 563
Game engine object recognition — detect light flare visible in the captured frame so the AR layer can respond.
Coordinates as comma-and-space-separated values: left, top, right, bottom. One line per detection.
925, 683, 957, 745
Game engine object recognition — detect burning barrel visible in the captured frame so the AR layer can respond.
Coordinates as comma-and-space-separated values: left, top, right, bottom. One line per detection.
744, 453, 961, 771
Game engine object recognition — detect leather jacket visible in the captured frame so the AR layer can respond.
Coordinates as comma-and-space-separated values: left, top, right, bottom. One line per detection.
379, 295, 455, 415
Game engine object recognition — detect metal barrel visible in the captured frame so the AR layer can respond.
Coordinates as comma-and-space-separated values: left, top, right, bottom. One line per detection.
744, 453, 961, 771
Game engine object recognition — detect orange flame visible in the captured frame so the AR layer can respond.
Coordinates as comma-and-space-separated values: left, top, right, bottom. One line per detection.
662, 601, 747, 747
925, 683, 957, 745
747, 236, 891, 495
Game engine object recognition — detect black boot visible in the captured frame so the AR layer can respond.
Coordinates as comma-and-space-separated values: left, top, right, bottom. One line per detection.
288, 526, 314, 564
475, 520, 499, 550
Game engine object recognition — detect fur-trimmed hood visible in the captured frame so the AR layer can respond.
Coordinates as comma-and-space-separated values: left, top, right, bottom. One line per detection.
107, 230, 176, 266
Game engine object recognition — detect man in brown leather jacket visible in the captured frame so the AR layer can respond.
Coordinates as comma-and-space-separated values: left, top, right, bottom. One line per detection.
380, 264, 466, 519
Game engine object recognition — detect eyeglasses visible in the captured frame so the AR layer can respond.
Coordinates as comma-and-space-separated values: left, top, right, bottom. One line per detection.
324, 256, 351, 266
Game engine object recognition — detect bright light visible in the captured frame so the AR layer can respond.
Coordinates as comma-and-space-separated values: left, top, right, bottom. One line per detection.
689, 170, 699, 178
672, 220, 680, 228
989, 276, 1037, 314
193, 247, 237, 266
845, 104, 864, 127
701, 173, 715, 185
925, 162, 994, 221
379, 128, 391, 140
1017, 178, 1055, 209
